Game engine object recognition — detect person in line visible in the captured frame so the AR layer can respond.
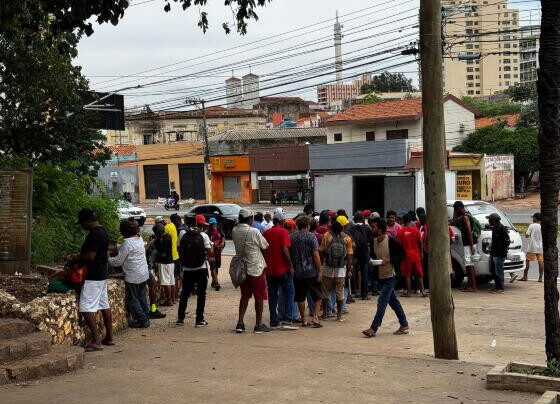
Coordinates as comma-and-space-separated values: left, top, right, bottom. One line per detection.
415, 207, 426, 230
520, 212, 543, 282
263, 211, 273, 232
152, 223, 176, 306
170, 214, 185, 300
144, 236, 166, 319
320, 218, 353, 322
362, 218, 409, 338
315, 211, 330, 244
155, 216, 179, 302
452, 201, 478, 292
290, 216, 323, 328
264, 210, 297, 329
397, 214, 426, 297
233, 209, 271, 334
252, 212, 266, 234
303, 204, 315, 217
420, 214, 455, 291
385, 210, 402, 238
348, 211, 372, 300
284, 218, 297, 234
176, 215, 214, 326
487, 213, 510, 293
207, 217, 225, 291
109, 219, 150, 328
69, 209, 114, 351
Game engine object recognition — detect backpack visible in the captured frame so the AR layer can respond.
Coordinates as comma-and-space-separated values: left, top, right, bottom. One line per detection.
465, 212, 482, 243
325, 233, 347, 268
179, 228, 206, 268
230, 228, 250, 288
347, 224, 369, 260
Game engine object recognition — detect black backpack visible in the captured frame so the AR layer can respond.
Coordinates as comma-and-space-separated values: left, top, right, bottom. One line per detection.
347, 224, 369, 260
179, 228, 207, 268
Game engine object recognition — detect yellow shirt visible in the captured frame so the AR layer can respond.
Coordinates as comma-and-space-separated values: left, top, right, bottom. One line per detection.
320, 231, 353, 277
164, 222, 179, 261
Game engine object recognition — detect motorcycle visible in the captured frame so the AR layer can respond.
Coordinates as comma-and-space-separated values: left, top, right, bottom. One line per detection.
164, 198, 180, 211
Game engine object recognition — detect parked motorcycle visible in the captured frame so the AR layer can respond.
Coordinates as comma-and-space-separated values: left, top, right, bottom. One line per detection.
164, 198, 180, 210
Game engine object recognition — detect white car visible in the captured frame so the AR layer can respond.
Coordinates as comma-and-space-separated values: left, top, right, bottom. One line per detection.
117, 201, 146, 226
447, 200, 525, 288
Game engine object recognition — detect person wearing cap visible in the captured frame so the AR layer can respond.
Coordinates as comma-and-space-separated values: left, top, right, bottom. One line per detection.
176, 215, 214, 327
363, 210, 372, 220
207, 217, 226, 291
520, 212, 543, 282
264, 210, 297, 329
284, 218, 297, 234
487, 213, 510, 293
68, 209, 113, 351
232, 208, 271, 334
319, 216, 354, 322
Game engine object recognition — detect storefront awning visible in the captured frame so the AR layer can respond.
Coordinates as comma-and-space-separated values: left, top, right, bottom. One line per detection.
258, 174, 309, 181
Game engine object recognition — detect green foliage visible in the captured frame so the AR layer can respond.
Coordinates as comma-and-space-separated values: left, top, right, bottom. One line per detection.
506, 83, 538, 128
361, 72, 415, 94
359, 92, 382, 105
547, 359, 560, 378
461, 96, 521, 118
453, 126, 539, 188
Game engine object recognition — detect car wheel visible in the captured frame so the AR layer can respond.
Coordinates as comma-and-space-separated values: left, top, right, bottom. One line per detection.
164, 205, 169, 211
137, 218, 146, 227
175, 204, 180, 210
450, 259, 465, 288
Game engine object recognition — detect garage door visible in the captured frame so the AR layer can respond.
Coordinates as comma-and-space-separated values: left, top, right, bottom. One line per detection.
144, 165, 169, 199
258, 179, 308, 203
179, 163, 205, 200
223, 176, 241, 199
384, 176, 414, 214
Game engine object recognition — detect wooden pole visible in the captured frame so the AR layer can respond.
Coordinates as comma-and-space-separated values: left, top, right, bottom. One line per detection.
420, 0, 459, 360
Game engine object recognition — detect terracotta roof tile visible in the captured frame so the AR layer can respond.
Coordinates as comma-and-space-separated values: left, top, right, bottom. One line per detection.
475, 113, 520, 129
107, 145, 137, 155
326, 99, 423, 126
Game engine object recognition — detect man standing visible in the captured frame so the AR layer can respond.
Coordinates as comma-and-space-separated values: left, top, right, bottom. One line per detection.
170, 213, 185, 301
452, 201, 477, 292
362, 218, 409, 338
252, 212, 266, 234
348, 212, 372, 300
152, 223, 175, 306
320, 218, 353, 322
263, 211, 273, 232
176, 215, 214, 326
70, 209, 113, 352
396, 214, 426, 297
488, 213, 510, 293
520, 212, 543, 282
233, 209, 271, 334
290, 216, 323, 328
207, 217, 225, 291
385, 210, 402, 238
264, 210, 297, 329
164, 216, 180, 301
315, 211, 330, 245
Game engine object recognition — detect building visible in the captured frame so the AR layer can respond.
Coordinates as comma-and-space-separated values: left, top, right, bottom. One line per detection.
519, 25, 540, 84
442, 0, 520, 96
226, 76, 243, 108
97, 145, 139, 203
324, 95, 477, 152
105, 106, 266, 146
210, 155, 252, 204
475, 113, 519, 129
254, 97, 311, 123
241, 73, 260, 110
317, 74, 372, 109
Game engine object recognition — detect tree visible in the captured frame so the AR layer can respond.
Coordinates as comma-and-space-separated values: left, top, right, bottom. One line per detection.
506, 83, 538, 128
460, 96, 521, 118
537, 0, 560, 363
359, 92, 382, 104
453, 126, 539, 191
361, 72, 416, 94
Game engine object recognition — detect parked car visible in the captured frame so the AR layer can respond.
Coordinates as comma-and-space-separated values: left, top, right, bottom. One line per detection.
117, 201, 147, 226
447, 200, 525, 288
184, 203, 241, 239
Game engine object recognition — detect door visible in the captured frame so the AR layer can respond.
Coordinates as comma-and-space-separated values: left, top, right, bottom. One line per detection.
179, 163, 205, 200
384, 176, 415, 214
144, 165, 169, 199
353, 176, 384, 215
223, 176, 242, 199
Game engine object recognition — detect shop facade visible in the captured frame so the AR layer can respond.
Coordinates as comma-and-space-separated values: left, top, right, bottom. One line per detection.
210, 155, 252, 203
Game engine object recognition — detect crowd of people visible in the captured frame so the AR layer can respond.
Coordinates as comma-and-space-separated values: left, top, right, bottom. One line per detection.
68, 199, 544, 350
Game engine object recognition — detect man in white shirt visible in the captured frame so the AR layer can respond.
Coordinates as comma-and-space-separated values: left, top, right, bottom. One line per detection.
263, 211, 273, 232
520, 212, 543, 282
232, 208, 270, 334
176, 215, 214, 327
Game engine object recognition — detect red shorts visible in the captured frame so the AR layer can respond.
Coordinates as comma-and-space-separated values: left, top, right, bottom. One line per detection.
400, 255, 423, 277
240, 273, 268, 301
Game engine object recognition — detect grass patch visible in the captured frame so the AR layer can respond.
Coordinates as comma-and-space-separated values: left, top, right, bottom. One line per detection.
513, 223, 560, 235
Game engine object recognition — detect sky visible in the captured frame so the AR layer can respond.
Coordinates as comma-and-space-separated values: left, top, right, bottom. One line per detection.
75, 0, 540, 111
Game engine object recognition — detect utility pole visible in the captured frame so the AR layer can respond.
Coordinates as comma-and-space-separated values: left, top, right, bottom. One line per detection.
538, 0, 560, 362
419, 0, 458, 360
186, 97, 212, 203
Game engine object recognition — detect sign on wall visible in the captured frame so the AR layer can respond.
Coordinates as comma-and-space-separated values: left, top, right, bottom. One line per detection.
456, 174, 473, 200
485, 155, 514, 172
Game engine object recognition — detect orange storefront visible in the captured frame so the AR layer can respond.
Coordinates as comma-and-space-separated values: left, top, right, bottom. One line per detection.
210, 155, 252, 203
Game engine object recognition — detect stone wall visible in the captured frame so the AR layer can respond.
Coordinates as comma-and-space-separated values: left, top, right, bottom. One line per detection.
0, 279, 127, 345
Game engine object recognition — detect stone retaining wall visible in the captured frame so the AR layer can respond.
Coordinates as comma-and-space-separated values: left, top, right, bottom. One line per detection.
0, 279, 127, 345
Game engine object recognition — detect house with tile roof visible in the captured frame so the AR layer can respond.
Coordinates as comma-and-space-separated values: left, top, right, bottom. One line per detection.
325, 94, 476, 152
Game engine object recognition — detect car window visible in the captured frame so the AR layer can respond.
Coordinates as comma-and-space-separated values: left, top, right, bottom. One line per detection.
193, 206, 208, 214
219, 205, 240, 216
206, 206, 221, 215
465, 204, 514, 229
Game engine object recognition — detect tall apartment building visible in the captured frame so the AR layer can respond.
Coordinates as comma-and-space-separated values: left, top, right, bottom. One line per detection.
519, 25, 540, 84
442, 0, 520, 97
317, 74, 372, 108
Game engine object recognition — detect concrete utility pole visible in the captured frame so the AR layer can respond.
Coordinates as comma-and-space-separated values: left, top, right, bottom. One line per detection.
186, 97, 212, 203
419, 0, 458, 360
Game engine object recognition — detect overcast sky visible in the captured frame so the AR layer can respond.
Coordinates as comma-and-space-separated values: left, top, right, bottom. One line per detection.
75, 0, 540, 110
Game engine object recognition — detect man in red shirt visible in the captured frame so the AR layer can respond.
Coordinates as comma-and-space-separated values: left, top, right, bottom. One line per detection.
264, 211, 296, 329
396, 214, 426, 297
315, 211, 330, 245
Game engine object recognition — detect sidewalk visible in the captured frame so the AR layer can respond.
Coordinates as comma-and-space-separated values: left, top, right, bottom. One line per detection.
1, 257, 544, 403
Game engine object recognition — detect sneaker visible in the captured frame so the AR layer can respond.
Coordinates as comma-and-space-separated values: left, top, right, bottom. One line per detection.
176, 319, 185, 326
214, 283, 221, 291
491, 289, 504, 294
235, 323, 245, 333
280, 322, 299, 330
149, 309, 166, 319
195, 320, 209, 327
129, 321, 150, 328
254, 324, 273, 334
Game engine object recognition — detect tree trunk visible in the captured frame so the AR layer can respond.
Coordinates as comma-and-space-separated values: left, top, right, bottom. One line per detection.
538, 0, 560, 362
420, 0, 459, 360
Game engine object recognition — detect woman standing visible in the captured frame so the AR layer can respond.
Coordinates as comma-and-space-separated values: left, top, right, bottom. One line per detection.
207, 217, 226, 291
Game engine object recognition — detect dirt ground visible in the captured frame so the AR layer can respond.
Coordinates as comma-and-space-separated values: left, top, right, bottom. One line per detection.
494, 192, 540, 211
1, 257, 547, 403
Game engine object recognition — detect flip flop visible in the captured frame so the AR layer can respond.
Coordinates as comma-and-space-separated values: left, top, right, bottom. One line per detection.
362, 329, 376, 338
336, 318, 346, 322
101, 338, 115, 346
310, 321, 323, 328
85, 344, 103, 352
393, 328, 409, 335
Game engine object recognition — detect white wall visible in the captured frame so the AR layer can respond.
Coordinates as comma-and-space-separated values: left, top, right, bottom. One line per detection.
414, 170, 457, 209
313, 173, 353, 214
443, 99, 475, 151
327, 120, 422, 144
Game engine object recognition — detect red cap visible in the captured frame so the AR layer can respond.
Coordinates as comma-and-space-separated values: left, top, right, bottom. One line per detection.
195, 215, 209, 226
363, 209, 371, 218
285, 219, 296, 228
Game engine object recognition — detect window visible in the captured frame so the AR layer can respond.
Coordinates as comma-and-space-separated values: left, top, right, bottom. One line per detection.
505, 81, 510, 86
476, 90, 481, 94
475, 68, 480, 71
143, 134, 154, 145
466, 21, 473, 26
334, 133, 342, 142
468, 90, 474, 95
467, 67, 473, 72
365, 131, 376, 141
466, 44, 473, 49
386, 129, 408, 140
467, 75, 474, 80
467, 83, 474, 88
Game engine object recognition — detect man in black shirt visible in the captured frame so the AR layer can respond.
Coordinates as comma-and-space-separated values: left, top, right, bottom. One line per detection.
68, 209, 113, 352
488, 213, 511, 293
152, 223, 175, 306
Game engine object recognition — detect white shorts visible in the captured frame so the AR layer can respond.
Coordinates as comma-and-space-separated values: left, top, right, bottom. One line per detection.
79, 280, 110, 313
158, 263, 175, 286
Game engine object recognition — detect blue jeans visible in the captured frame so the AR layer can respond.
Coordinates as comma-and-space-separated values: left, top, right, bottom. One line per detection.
267, 273, 296, 326
308, 287, 347, 315
371, 276, 408, 330
125, 281, 149, 325
490, 255, 505, 290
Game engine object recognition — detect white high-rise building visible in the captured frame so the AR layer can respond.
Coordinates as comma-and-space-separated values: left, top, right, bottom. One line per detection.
242, 73, 260, 109
225, 76, 242, 108
334, 11, 343, 84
